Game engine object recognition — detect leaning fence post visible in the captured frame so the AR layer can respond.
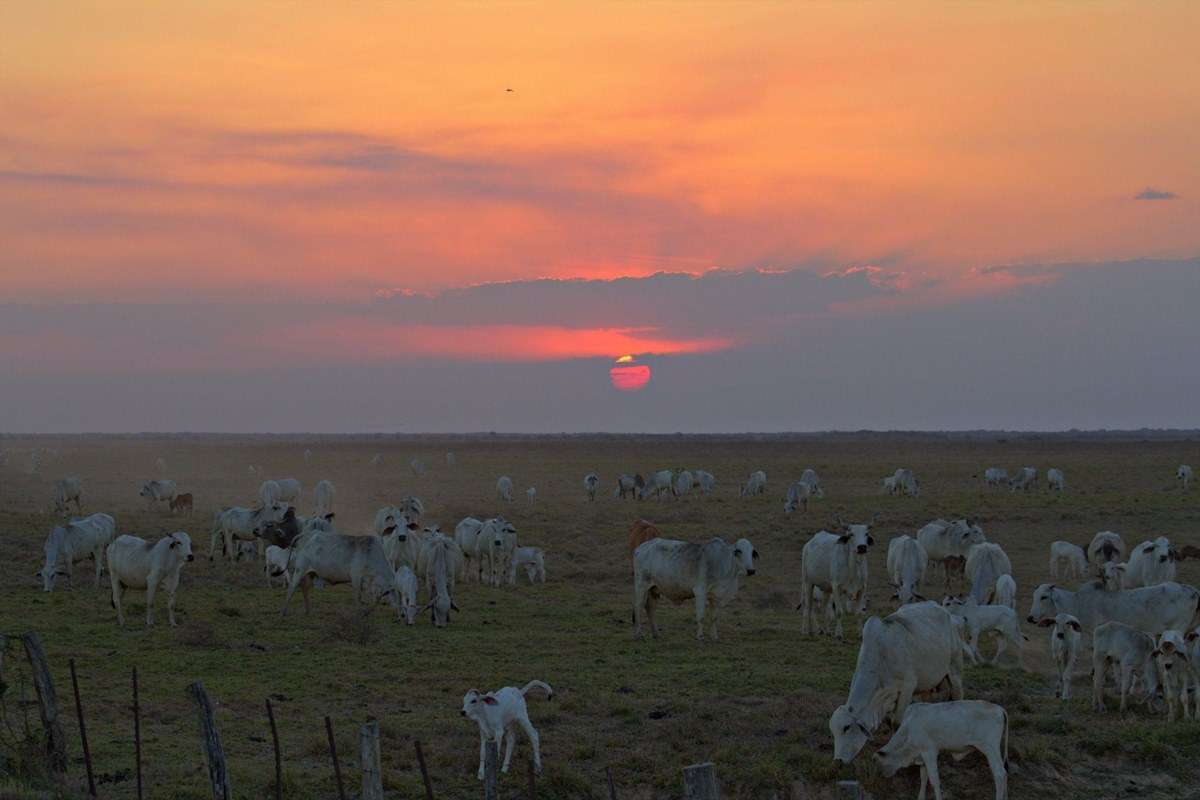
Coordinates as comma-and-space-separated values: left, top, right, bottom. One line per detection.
359, 719, 383, 800
266, 699, 282, 800
186, 682, 231, 800
132, 667, 143, 800
19, 632, 67, 775
482, 740, 499, 800
682, 761, 719, 799
605, 765, 618, 800
837, 781, 864, 800
414, 739, 435, 800
527, 756, 538, 799
68, 659, 97, 796
325, 716, 346, 800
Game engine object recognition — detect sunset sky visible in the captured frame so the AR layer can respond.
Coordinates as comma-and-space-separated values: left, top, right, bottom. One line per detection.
2, 2, 1197, 431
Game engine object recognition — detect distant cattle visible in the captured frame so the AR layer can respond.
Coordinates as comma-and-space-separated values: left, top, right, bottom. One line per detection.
614, 474, 638, 499
641, 470, 673, 501
169, 493, 194, 515
892, 468, 920, 497
446, 452, 456, 466
314, 480, 335, 516
740, 470, 767, 497
497, 476, 514, 503
411, 458, 426, 476
53, 477, 83, 515
983, 467, 1009, 488
282, 531, 401, 620
1046, 468, 1065, 492
1049, 541, 1088, 581
509, 547, 546, 585
633, 536, 758, 641
526, 486, 537, 505
693, 470, 715, 494
583, 472, 599, 501
674, 470, 693, 498
1178, 465, 1193, 491
1009, 466, 1038, 492
139, 479, 178, 508
784, 481, 814, 514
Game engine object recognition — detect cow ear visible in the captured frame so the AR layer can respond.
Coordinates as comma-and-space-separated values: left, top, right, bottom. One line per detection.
913, 593, 925, 602
383, 525, 397, 536
169, 539, 179, 548
1037, 618, 1054, 627
482, 695, 499, 705
752, 549, 759, 559
837, 534, 852, 544
1067, 620, 1081, 632
1142, 543, 1156, 554
1187, 631, 1199, 643
325, 513, 336, 521
407, 522, 419, 530
866, 535, 875, 546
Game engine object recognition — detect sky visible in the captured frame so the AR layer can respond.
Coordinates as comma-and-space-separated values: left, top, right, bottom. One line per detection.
1, 2, 1197, 432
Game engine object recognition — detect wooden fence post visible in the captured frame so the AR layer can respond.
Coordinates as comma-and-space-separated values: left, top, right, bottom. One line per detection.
186, 682, 231, 800
527, 757, 538, 799
682, 762, 719, 800
359, 719, 383, 800
266, 699, 282, 800
68, 659, 96, 796
325, 716, 346, 800
132, 667, 143, 800
482, 740, 499, 800
605, 765, 619, 800
414, 739, 435, 800
19, 632, 67, 775
837, 781, 864, 800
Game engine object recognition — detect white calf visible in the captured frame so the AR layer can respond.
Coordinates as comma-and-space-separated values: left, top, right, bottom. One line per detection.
1049, 541, 1088, 581
1037, 614, 1081, 700
874, 701, 1008, 800
497, 476, 514, 502
508, 547, 546, 585
461, 681, 553, 779
1155, 631, 1192, 721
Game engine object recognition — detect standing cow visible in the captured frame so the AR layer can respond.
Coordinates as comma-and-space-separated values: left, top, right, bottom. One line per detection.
633, 537, 758, 641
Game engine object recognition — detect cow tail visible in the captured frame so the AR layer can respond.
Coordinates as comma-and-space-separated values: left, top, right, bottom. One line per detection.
520, 680, 553, 699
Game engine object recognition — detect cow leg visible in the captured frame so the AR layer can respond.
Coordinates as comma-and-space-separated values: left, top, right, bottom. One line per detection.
708, 596, 721, 641
984, 748, 1007, 800
519, 715, 542, 775
476, 735, 487, 780
501, 726, 515, 773
94, 549, 103, 588
164, 573, 180, 627
1092, 658, 1106, 711
632, 577, 646, 638
917, 763, 929, 800
646, 589, 661, 638
111, 572, 126, 627
209, 528, 222, 560
693, 586, 707, 641
281, 567, 304, 617
144, 571, 159, 626
1118, 665, 1134, 713
920, 751, 943, 800
300, 576, 312, 614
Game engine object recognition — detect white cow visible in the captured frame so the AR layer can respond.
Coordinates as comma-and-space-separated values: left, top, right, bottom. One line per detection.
1092, 621, 1161, 713
526, 486, 537, 505
259, 480, 282, 508
454, 517, 486, 582
155, 456, 167, 475
411, 458, 426, 476
641, 469, 673, 500
886, 535, 928, 606
983, 467, 1009, 488
1009, 466, 1037, 492
965, 543, 1012, 605
210, 504, 285, 561
693, 470, 715, 494
508, 547, 546, 585
273, 478, 301, 505
783, 481, 814, 514
497, 476, 514, 503
1026, 581, 1200, 634
304, 448, 312, 463
1121, 537, 1177, 588
1178, 464, 1192, 491
994, 574, 1017, 611
830, 602, 964, 764
313, 479, 335, 516
799, 468, 824, 497
1038, 613, 1082, 700
264, 545, 292, 588
53, 477, 83, 514
674, 470, 693, 498
614, 474, 638, 500
281, 532, 401, 620
417, 532, 460, 626
394, 565, 419, 625
1046, 468, 1065, 492
461, 681, 553, 780
943, 597, 1025, 665
1049, 541, 1088, 581
917, 519, 986, 588
740, 470, 767, 496
483, 517, 519, 588
446, 452, 456, 466
881, 475, 898, 495
874, 701, 1008, 800
893, 468, 920, 497
39, 513, 116, 591
632, 537, 758, 641
380, 517, 423, 572
107, 532, 194, 627
583, 473, 599, 501
139, 479, 178, 508
1087, 531, 1126, 572
799, 523, 874, 637
370, 453, 382, 466
1154, 631, 1192, 721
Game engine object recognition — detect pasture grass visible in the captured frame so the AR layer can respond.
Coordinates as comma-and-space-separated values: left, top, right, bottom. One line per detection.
0, 434, 1198, 798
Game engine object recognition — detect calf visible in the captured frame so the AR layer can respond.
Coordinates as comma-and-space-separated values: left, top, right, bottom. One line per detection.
628, 519, 662, 557
1092, 621, 1161, 713
107, 532, 195, 627
1049, 541, 1087, 581
874, 700, 1008, 800
740, 470, 767, 496
461, 680, 553, 780
508, 547, 546, 585
943, 597, 1025, 666
526, 486, 536, 505
169, 492, 194, 515
1038, 614, 1081, 700
1154, 631, 1192, 721
394, 565, 419, 625
264, 545, 291, 588
1046, 467, 1065, 492
53, 476, 83, 515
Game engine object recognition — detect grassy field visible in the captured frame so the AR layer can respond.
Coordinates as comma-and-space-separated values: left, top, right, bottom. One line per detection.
1, 434, 1198, 799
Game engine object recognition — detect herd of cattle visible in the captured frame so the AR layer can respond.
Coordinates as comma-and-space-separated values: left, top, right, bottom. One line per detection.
25, 457, 1200, 796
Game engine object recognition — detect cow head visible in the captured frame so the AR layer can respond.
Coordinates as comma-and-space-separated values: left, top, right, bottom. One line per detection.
829, 704, 871, 763
837, 524, 873, 555
169, 531, 195, 562
1099, 562, 1125, 590
1026, 583, 1060, 623
461, 689, 498, 720
732, 538, 758, 576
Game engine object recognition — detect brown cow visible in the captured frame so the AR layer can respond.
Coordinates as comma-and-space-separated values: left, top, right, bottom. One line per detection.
629, 519, 662, 556
169, 493, 194, 515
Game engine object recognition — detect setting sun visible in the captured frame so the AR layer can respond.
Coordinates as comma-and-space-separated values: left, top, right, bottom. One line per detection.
610, 356, 651, 392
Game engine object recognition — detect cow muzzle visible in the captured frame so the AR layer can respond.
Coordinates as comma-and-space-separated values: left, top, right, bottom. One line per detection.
746, 569, 756, 576
1026, 616, 1037, 623
186, 555, 195, 562
856, 545, 868, 554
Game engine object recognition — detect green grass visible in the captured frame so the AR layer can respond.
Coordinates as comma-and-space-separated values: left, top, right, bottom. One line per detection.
1, 434, 1198, 798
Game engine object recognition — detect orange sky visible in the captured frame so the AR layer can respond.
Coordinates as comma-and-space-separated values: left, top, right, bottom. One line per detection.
2, 2, 1197, 362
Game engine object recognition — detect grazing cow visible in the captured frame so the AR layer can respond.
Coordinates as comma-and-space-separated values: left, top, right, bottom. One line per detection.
264, 545, 291, 588
1178, 464, 1193, 491
313, 480, 335, 516
799, 468, 824, 497
1154, 631, 1192, 721
1046, 468, 1065, 492
259, 480, 282, 508
446, 452, 456, 466
893, 468, 920, 497
830, 602, 964, 763
1121, 537, 1177, 588
454, 517, 486, 582
281, 532, 401, 620
410, 458, 425, 476
461, 681, 553, 780
1009, 466, 1037, 492
169, 492, 194, 515
966, 543, 1012, 605
256, 506, 314, 549
1092, 621, 1160, 713
139, 479, 178, 508
632, 536, 758, 641
483, 517, 519, 587
740, 470, 767, 496
210, 504, 285, 561
273, 478, 302, 505
380, 516, 423, 572
784, 481, 814, 514
39, 513, 116, 591
1049, 541, 1088, 581
874, 700, 1008, 800
918, 519, 986, 589
641, 469, 673, 501
1027, 581, 1200, 634
887, 535, 928, 606
983, 467, 1009, 488
509, 547, 546, 585
417, 533, 460, 626
674, 470, 693, 498
53, 477, 83, 515
693, 470, 715, 494
394, 565, 419, 625
526, 486, 537, 505
370, 453, 382, 466
1087, 531, 1126, 572
107, 532, 194, 627
583, 472, 599, 501
1039, 614, 1082, 700
943, 597, 1025, 665
614, 474, 638, 499
497, 476, 514, 503
248, 465, 258, 477
399, 495, 425, 523
994, 574, 1017, 611
304, 448, 312, 463
799, 522, 874, 637
881, 475, 898, 495
628, 519, 662, 557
